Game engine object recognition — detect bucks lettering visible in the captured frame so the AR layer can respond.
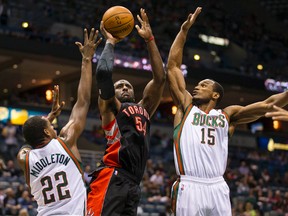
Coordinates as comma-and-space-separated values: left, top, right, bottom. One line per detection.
30, 154, 71, 177
192, 113, 225, 127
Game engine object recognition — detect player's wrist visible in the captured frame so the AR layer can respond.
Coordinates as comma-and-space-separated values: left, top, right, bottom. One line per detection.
82, 56, 92, 62
145, 35, 154, 43
106, 39, 116, 46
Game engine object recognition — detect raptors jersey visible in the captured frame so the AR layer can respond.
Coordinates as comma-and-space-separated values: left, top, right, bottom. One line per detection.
25, 138, 86, 216
173, 104, 229, 178
100, 102, 150, 183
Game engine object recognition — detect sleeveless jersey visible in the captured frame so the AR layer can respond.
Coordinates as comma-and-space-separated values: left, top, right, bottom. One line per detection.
100, 102, 150, 183
25, 138, 86, 216
173, 105, 229, 178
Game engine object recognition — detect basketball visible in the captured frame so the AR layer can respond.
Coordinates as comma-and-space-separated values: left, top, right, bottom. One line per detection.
102, 6, 134, 39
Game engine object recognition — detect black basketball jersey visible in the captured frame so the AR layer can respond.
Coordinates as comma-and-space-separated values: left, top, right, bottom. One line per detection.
101, 102, 151, 183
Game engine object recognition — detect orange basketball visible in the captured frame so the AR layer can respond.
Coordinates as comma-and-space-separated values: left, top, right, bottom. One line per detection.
102, 6, 134, 39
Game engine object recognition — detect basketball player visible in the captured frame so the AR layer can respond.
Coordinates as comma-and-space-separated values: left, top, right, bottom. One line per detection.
87, 8, 166, 216
17, 28, 102, 216
167, 7, 288, 216
265, 105, 288, 121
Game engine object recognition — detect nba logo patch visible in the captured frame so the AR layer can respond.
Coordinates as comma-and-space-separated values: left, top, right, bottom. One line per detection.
114, 170, 118, 175
181, 184, 185, 191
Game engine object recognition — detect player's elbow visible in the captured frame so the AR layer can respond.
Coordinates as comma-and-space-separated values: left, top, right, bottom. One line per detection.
166, 61, 177, 71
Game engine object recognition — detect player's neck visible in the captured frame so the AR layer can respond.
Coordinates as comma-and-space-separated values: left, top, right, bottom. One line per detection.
197, 103, 215, 113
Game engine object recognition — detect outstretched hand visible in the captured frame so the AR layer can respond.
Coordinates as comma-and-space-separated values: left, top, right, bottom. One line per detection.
265, 105, 288, 121
135, 8, 153, 41
75, 28, 102, 60
181, 7, 202, 32
99, 21, 122, 45
47, 85, 65, 123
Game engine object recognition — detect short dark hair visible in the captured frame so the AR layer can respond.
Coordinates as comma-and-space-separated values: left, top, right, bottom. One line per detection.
212, 81, 224, 105
22, 116, 48, 148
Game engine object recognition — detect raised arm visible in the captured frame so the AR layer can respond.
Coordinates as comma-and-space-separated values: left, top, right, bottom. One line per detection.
136, 8, 166, 116
225, 91, 288, 125
59, 28, 102, 149
96, 21, 122, 127
167, 7, 202, 111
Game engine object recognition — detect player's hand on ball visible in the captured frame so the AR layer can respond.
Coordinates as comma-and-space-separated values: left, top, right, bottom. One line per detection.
135, 8, 153, 41
181, 7, 202, 32
100, 21, 122, 45
75, 28, 102, 60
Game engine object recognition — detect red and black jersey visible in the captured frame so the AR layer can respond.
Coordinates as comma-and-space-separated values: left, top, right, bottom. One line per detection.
100, 102, 150, 183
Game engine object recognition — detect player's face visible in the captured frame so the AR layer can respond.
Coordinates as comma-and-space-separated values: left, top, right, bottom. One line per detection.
114, 80, 135, 103
42, 117, 57, 139
192, 79, 215, 105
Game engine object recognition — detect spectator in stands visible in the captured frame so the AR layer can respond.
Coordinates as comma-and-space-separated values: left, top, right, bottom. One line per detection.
238, 161, 250, 176
3, 187, 20, 215
2, 159, 21, 180
83, 164, 92, 187
243, 201, 259, 216
2, 120, 18, 160
17, 190, 35, 215
150, 169, 164, 187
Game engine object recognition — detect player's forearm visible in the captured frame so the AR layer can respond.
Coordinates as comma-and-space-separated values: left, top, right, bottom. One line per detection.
77, 58, 92, 106
167, 30, 188, 70
96, 42, 115, 100
146, 39, 166, 84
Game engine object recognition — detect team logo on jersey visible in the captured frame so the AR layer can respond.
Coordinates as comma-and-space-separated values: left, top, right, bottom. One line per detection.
192, 113, 225, 127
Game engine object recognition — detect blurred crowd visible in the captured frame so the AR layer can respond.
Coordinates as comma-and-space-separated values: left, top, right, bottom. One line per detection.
0, 120, 288, 215
0, 0, 287, 80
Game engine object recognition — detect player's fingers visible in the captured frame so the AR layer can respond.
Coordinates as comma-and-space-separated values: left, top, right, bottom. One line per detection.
141, 8, 149, 23
84, 28, 88, 43
195, 7, 202, 15
137, 14, 143, 24
92, 29, 98, 42
95, 37, 102, 47
272, 116, 286, 121
59, 101, 65, 109
75, 42, 82, 49
272, 105, 284, 111
88, 28, 95, 41
135, 25, 140, 32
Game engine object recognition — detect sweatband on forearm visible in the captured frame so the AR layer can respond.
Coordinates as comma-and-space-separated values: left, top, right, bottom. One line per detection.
96, 43, 115, 100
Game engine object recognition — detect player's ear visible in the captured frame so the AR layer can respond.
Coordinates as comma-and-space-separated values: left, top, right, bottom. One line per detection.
44, 128, 50, 137
212, 92, 220, 100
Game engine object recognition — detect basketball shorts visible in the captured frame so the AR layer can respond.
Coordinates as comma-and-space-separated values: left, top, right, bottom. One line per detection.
171, 175, 232, 216
87, 167, 141, 216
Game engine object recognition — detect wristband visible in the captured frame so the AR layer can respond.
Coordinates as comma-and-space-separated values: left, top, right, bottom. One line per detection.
145, 36, 154, 43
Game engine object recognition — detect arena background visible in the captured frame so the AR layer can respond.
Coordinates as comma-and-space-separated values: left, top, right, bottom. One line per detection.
0, 0, 287, 215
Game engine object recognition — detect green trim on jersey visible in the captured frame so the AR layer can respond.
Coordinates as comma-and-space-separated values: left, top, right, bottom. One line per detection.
173, 103, 193, 175
57, 138, 84, 176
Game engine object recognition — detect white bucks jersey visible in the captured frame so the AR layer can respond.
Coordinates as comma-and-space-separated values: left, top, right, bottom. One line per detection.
25, 138, 86, 216
173, 105, 229, 178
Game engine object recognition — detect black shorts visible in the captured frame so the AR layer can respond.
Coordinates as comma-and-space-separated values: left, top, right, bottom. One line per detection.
87, 167, 141, 216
